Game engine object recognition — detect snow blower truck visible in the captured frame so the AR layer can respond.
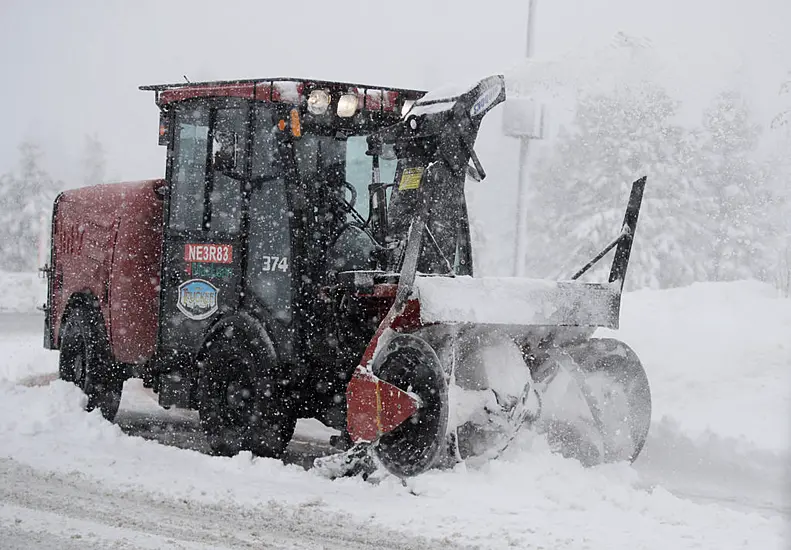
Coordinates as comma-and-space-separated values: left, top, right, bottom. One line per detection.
42, 74, 651, 478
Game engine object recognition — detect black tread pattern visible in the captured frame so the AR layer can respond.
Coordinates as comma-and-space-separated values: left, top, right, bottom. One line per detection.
58, 305, 123, 421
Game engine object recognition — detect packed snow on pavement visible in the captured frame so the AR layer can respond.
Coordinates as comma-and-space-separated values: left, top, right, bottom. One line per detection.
0, 274, 789, 549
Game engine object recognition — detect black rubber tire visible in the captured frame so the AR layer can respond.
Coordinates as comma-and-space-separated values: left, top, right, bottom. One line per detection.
58, 306, 123, 421
372, 334, 449, 478
196, 323, 296, 458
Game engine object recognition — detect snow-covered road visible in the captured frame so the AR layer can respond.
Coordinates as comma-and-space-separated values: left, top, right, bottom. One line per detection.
1, 282, 790, 549
1, 454, 475, 550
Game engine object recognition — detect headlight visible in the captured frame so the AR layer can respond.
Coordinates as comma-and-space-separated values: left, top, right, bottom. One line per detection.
307, 89, 330, 115
337, 94, 358, 117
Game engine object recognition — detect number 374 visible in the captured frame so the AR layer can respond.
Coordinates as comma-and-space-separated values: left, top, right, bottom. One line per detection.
260, 255, 289, 272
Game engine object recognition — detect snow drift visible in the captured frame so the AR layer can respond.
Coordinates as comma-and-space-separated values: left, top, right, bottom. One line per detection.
0, 271, 46, 313
0, 277, 789, 548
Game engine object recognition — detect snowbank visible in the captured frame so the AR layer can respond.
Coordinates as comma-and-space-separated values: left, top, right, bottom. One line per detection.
601, 280, 791, 452
0, 278, 789, 548
0, 381, 784, 550
0, 271, 46, 313
0, 338, 55, 383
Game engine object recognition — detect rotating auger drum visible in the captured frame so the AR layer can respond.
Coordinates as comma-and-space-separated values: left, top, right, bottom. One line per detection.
334, 323, 652, 479
315, 75, 652, 479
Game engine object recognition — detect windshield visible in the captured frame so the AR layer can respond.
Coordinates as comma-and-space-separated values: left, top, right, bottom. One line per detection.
293, 135, 397, 221
345, 137, 398, 220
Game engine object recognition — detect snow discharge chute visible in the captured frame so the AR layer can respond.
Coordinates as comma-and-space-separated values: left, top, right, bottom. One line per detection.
316, 75, 651, 479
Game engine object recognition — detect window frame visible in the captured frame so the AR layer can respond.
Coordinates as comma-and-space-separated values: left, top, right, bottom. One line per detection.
168, 102, 211, 232
166, 98, 254, 236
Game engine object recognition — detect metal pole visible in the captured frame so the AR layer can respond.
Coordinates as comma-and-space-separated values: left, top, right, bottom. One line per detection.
525, 0, 537, 58
513, 0, 537, 276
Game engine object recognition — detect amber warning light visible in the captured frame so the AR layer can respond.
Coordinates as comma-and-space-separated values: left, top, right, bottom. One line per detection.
290, 109, 301, 138
158, 111, 170, 146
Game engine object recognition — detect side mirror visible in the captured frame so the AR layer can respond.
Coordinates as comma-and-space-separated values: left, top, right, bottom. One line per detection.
501, 97, 546, 140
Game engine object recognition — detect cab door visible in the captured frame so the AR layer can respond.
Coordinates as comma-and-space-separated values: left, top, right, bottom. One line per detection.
158, 99, 249, 355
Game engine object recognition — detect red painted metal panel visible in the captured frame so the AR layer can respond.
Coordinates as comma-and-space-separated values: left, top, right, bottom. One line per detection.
370, 283, 397, 298
346, 370, 380, 442
52, 180, 164, 364
159, 83, 256, 105
391, 299, 421, 331
53, 186, 122, 347
383, 90, 399, 112
346, 369, 419, 442
108, 180, 164, 363
254, 81, 305, 103
254, 83, 275, 102
346, 280, 424, 442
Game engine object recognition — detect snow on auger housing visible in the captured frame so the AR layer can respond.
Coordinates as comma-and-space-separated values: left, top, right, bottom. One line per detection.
42, 74, 650, 479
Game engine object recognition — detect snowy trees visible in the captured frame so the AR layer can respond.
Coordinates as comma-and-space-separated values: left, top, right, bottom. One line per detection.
82, 134, 107, 187
0, 172, 17, 266
696, 91, 773, 282
771, 72, 790, 131
525, 84, 712, 289
768, 73, 791, 295
0, 142, 62, 272
0, 134, 105, 272
525, 84, 778, 290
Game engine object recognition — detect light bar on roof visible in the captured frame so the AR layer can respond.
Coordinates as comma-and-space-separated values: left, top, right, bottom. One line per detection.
337, 94, 358, 117
307, 89, 330, 115
153, 79, 415, 116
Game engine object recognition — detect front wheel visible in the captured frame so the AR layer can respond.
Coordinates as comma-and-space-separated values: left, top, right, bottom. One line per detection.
197, 322, 296, 458
58, 306, 123, 421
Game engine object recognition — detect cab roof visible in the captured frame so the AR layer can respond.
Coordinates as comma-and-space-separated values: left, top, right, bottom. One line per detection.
140, 77, 426, 113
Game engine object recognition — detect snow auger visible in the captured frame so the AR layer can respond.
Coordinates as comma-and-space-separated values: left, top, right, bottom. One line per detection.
316, 75, 651, 478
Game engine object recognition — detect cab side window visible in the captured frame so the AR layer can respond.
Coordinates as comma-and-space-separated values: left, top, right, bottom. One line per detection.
168, 101, 248, 234
208, 105, 247, 234
170, 106, 209, 231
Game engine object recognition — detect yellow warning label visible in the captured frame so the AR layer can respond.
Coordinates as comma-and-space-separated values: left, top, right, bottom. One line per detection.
398, 167, 424, 191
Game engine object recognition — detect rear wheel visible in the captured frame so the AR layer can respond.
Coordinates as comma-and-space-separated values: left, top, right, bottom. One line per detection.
59, 306, 123, 421
197, 324, 296, 458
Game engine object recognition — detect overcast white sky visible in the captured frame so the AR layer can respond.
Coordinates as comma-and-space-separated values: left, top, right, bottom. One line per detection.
0, 0, 788, 186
